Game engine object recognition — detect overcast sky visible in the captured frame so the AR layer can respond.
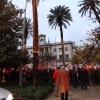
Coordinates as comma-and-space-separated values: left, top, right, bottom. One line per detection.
12, 0, 98, 46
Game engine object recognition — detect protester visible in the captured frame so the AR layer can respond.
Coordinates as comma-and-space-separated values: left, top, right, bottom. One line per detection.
57, 66, 70, 100
43, 68, 49, 84
48, 68, 53, 83
22, 70, 26, 85
79, 66, 88, 89
26, 68, 30, 84
72, 67, 78, 88
53, 66, 59, 97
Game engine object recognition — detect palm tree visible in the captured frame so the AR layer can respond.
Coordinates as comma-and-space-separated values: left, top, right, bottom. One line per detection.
32, 0, 39, 87
47, 5, 73, 65
78, 0, 100, 24
24, 18, 33, 48
32, 0, 45, 87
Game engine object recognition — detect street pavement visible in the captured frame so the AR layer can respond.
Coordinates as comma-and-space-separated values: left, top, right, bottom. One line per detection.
44, 85, 100, 100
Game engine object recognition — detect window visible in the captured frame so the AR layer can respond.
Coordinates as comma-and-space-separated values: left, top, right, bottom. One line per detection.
65, 47, 68, 51
59, 48, 62, 52
53, 48, 56, 52
54, 55, 57, 59
59, 55, 62, 61
40, 38, 43, 42
65, 54, 69, 61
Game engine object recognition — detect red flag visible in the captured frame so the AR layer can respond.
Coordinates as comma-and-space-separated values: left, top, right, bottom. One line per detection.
38, 64, 43, 70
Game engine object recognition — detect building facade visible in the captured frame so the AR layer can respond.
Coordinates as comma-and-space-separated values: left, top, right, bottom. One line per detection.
27, 34, 76, 67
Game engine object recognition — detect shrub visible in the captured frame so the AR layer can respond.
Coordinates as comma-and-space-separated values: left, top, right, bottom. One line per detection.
0, 83, 54, 100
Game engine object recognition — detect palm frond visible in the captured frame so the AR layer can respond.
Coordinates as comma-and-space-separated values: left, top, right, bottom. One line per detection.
47, 5, 72, 29
78, 7, 85, 13
78, 0, 100, 19
62, 22, 67, 29
89, 7, 92, 18
62, 19, 70, 26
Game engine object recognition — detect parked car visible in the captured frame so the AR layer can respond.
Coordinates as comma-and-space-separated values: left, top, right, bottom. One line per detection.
0, 87, 13, 100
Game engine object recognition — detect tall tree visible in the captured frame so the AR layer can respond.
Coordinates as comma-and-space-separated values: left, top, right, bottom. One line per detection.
39, 52, 55, 67
22, 18, 33, 50
24, 18, 33, 44
47, 5, 73, 65
32, 0, 39, 87
72, 26, 100, 64
78, 0, 100, 24
0, 0, 22, 67
0, 0, 30, 85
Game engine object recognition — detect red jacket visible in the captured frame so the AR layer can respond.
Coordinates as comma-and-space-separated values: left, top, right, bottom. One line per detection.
53, 69, 59, 84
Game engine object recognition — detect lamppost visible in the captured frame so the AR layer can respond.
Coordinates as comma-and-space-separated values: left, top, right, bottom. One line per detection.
55, 37, 58, 67
19, 0, 30, 86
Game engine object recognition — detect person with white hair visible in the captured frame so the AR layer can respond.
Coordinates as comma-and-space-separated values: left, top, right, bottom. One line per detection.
57, 65, 70, 100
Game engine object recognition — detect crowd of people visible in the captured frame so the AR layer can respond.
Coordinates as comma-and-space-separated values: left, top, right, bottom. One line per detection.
0, 64, 100, 99
69, 64, 100, 88
0, 64, 100, 86
0, 67, 34, 85
52, 64, 100, 100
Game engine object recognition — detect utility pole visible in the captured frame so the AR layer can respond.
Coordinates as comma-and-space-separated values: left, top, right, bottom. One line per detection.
19, 0, 28, 86
55, 37, 58, 67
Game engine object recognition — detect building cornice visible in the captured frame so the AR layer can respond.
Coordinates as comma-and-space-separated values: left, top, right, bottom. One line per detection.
26, 41, 75, 49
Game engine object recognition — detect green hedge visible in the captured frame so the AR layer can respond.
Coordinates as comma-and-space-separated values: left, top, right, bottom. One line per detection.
0, 83, 54, 100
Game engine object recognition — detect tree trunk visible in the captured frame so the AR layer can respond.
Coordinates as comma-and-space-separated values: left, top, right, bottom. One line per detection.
19, 0, 27, 86
59, 25, 65, 65
25, 38, 27, 45
19, 61, 22, 86
32, 0, 39, 87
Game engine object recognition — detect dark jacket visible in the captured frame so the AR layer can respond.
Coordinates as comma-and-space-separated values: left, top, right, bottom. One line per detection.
79, 68, 88, 79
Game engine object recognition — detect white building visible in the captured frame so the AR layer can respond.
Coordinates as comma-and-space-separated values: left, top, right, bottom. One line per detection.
27, 34, 76, 67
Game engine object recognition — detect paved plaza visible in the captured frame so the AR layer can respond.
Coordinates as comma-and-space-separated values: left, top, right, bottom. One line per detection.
45, 85, 100, 100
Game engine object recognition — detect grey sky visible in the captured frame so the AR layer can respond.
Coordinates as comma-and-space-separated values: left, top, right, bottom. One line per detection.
12, 0, 98, 46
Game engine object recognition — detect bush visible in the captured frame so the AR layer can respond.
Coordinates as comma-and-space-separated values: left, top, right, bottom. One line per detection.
0, 83, 54, 100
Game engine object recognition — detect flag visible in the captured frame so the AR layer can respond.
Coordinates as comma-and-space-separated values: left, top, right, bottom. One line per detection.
85, 62, 89, 69
67, 64, 73, 69
93, 65, 96, 69
22, 65, 26, 70
51, 60, 56, 66
38, 64, 43, 70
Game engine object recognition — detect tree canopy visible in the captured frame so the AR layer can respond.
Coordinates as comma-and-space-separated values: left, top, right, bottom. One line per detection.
71, 26, 100, 64
78, 0, 100, 23
47, 5, 73, 29
0, 0, 30, 68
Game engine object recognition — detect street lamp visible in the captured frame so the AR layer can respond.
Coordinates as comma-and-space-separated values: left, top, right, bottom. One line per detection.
55, 37, 58, 67
19, 0, 30, 86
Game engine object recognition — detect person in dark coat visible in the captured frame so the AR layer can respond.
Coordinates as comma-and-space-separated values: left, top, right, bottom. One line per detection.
79, 67, 88, 89
43, 69, 49, 84
72, 67, 78, 88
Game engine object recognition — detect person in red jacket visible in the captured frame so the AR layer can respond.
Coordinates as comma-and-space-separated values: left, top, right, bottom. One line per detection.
53, 66, 59, 97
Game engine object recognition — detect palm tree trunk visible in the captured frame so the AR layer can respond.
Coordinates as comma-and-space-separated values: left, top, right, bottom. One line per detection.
25, 38, 27, 45
32, 0, 39, 87
59, 25, 65, 65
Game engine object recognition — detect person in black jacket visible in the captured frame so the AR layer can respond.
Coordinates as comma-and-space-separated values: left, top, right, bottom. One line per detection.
72, 67, 78, 88
79, 67, 88, 89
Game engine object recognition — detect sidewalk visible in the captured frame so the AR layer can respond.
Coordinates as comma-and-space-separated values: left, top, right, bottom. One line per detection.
44, 85, 100, 100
